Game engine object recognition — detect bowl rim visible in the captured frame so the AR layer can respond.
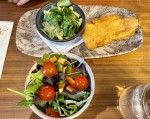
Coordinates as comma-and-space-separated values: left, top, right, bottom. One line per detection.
25, 52, 95, 119
35, 2, 85, 42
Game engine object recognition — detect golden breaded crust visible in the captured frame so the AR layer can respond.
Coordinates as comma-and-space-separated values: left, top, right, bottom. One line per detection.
82, 15, 138, 50
92, 15, 122, 24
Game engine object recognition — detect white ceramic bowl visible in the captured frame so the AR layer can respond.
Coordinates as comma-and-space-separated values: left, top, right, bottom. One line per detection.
25, 52, 95, 119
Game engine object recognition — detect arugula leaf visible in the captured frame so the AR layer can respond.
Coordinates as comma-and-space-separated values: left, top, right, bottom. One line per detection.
61, 105, 78, 116
52, 100, 59, 111
49, 99, 59, 112
66, 105, 77, 115
61, 107, 70, 116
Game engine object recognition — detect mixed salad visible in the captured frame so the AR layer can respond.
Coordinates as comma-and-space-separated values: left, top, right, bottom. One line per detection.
8, 54, 91, 117
42, 0, 83, 40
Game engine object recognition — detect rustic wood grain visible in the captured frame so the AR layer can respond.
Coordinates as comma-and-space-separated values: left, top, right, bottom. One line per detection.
0, 0, 150, 119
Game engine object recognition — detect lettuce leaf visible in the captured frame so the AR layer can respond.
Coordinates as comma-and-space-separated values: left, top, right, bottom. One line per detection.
18, 99, 33, 106
7, 70, 44, 106
37, 54, 51, 65
57, 0, 72, 7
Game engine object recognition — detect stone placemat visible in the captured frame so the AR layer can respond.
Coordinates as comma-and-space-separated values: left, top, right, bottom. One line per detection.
16, 5, 143, 59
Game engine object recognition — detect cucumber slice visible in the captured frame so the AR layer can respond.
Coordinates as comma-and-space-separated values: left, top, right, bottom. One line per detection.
65, 66, 72, 74
56, 62, 63, 72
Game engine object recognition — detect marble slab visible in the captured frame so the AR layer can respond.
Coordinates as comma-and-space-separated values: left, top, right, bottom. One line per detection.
16, 5, 143, 58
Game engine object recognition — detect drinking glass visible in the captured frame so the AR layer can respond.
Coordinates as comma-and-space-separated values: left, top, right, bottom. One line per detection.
119, 84, 150, 119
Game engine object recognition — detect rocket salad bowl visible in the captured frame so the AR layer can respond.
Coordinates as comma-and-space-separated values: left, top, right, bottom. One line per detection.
24, 52, 95, 119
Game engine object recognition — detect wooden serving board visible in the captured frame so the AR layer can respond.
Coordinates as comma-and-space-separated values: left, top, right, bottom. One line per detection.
16, 5, 143, 59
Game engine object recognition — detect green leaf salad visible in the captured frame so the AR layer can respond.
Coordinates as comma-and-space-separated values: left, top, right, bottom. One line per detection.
7, 53, 91, 117
42, 0, 82, 40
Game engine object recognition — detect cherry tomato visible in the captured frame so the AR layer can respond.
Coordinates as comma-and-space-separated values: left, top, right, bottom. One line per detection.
38, 85, 56, 101
42, 62, 57, 77
43, 59, 51, 64
74, 75, 89, 91
46, 108, 60, 117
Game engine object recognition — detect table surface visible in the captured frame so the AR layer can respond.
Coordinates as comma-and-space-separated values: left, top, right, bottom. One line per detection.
0, 0, 150, 119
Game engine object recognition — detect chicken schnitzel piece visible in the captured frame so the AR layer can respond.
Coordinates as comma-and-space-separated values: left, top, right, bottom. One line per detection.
111, 17, 139, 40
82, 15, 138, 50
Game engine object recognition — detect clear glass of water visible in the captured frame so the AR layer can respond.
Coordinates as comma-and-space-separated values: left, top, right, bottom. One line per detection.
119, 84, 150, 119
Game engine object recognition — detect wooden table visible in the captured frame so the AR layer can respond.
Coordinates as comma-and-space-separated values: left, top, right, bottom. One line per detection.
0, 0, 150, 119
